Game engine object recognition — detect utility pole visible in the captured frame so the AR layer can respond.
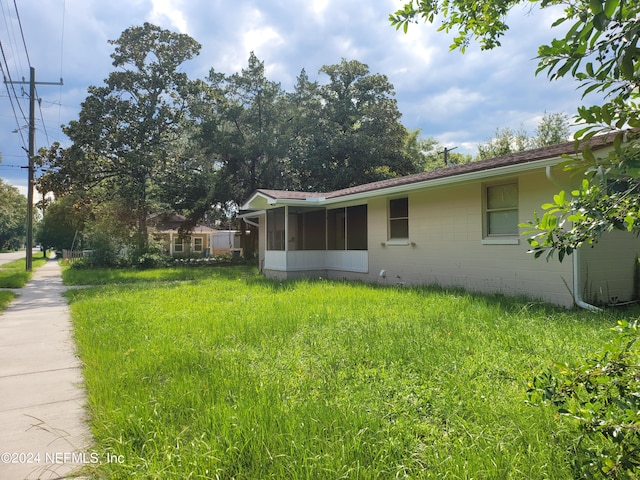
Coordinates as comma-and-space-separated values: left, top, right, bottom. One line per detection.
5, 67, 63, 271
442, 146, 457, 166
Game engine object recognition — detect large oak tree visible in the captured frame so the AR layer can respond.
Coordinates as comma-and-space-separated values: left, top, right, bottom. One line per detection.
288, 59, 422, 191
39, 23, 202, 251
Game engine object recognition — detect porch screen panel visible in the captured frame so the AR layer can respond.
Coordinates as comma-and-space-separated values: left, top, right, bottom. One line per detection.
304, 209, 326, 250
327, 208, 346, 250
347, 205, 367, 250
267, 207, 285, 250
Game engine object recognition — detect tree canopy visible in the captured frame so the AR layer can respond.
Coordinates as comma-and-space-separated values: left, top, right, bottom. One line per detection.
475, 112, 572, 160
0, 178, 27, 250
287, 59, 422, 191
38, 23, 202, 252
36, 26, 431, 261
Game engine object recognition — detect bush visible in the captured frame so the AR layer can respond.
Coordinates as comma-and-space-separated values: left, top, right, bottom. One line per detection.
528, 320, 640, 478
134, 252, 171, 269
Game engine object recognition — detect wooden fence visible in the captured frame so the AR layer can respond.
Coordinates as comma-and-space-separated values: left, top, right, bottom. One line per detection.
61, 249, 90, 263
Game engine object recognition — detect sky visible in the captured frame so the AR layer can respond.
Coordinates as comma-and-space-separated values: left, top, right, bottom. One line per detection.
0, 0, 592, 197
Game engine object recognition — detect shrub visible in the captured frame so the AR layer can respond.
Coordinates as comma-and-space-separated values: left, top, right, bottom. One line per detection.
135, 251, 171, 269
528, 320, 640, 478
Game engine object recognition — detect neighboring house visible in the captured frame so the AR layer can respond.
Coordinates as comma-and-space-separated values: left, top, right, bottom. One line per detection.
211, 230, 243, 256
240, 135, 640, 308
149, 213, 217, 257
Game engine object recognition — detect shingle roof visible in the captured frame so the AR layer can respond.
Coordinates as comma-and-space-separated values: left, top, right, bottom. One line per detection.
250, 133, 616, 202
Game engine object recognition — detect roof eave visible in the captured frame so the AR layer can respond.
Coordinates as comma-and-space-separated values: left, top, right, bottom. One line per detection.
248, 156, 565, 208
325, 156, 565, 204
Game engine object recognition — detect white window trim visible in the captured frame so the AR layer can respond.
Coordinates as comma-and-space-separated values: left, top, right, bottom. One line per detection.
174, 237, 184, 253
483, 180, 519, 241
388, 197, 409, 240
481, 238, 520, 245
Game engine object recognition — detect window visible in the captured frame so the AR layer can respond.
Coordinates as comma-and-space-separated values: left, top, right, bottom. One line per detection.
328, 205, 368, 250
485, 182, 518, 236
174, 237, 184, 253
389, 198, 409, 239
289, 208, 326, 250
347, 205, 367, 250
267, 207, 285, 251
193, 237, 203, 252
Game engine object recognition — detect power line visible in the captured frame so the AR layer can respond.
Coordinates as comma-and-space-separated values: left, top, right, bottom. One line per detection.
0, 0, 25, 79
0, 40, 28, 149
0, 163, 26, 168
1, 1, 68, 154
57, 0, 66, 127
12, 0, 30, 67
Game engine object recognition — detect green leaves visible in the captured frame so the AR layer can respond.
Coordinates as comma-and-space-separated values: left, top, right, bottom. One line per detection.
0, 178, 28, 250
389, 0, 515, 51
522, 136, 640, 261
37, 24, 205, 253
528, 320, 640, 478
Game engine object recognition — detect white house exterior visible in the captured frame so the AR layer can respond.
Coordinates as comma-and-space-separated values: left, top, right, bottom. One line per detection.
240, 136, 639, 308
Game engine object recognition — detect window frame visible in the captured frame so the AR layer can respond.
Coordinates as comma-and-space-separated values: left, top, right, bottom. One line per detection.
388, 197, 409, 240
266, 207, 286, 251
174, 236, 184, 253
193, 237, 203, 252
483, 180, 519, 240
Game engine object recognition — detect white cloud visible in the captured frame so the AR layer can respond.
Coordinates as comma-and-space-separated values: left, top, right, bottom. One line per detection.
310, 0, 331, 19
420, 87, 486, 117
243, 25, 285, 54
149, 0, 189, 33
0, 0, 592, 188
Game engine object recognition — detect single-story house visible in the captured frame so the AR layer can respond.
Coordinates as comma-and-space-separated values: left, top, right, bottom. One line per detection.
211, 230, 243, 255
240, 135, 639, 308
149, 213, 217, 257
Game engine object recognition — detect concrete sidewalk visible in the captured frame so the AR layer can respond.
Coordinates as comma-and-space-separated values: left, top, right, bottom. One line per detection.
0, 259, 91, 480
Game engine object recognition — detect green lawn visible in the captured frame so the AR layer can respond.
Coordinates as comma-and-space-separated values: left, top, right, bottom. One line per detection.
65, 266, 635, 479
0, 256, 49, 288
0, 290, 16, 309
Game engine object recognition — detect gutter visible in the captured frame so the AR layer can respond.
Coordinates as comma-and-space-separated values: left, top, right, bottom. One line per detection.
238, 210, 264, 228
545, 166, 602, 311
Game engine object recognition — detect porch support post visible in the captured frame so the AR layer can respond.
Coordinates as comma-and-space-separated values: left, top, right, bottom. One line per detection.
284, 205, 289, 252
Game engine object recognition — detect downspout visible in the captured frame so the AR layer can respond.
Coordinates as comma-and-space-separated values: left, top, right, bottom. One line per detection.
546, 166, 602, 311
572, 249, 602, 312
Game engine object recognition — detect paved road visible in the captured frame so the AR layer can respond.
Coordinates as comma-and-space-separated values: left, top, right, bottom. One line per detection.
0, 259, 91, 479
0, 251, 28, 267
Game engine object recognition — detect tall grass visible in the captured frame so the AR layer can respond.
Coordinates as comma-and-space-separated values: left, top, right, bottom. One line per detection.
67, 268, 632, 479
62, 264, 255, 286
0, 290, 16, 309
0, 256, 48, 288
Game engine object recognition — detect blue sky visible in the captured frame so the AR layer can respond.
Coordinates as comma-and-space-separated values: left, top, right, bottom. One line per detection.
1, 0, 590, 196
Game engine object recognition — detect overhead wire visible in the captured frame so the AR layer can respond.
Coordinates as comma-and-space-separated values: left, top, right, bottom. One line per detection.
12, 0, 52, 146
0, 40, 28, 150
12, 0, 30, 67
0, 0, 25, 78
57, 0, 66, 129
0, 0, 29, 154
3, 0, 67, 156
